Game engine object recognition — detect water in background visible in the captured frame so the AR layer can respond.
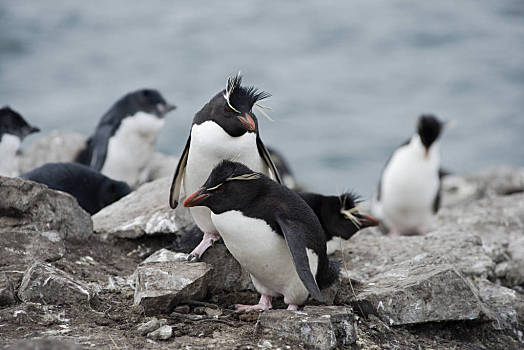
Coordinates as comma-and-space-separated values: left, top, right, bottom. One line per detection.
1, 1, 523, 198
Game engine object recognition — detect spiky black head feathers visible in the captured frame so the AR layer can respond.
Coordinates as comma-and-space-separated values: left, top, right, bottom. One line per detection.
224, 73, 271, 114
339, 191, 362, 211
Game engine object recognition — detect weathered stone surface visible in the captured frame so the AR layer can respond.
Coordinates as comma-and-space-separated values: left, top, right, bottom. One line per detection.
352, 262, 483, 326
201, 243, 254, 293
335, 231, 494, 282
0, 176, 92, 241
476, 279, 524, 332
137, 317, 167, 335
436, 192, 524, 285
147, 325, 173, 340
0, 269, 23, 306
6, 339, 83, 350
18, 130, 87, 174
93, 177, 193, 238
441, 166, 524, 207
147, 152, 178, 182
134, 259, 212, 315
140, 248, 188, 264
0, 230, 65, 269
255, 306, 356, 350
18, 262, 94, 305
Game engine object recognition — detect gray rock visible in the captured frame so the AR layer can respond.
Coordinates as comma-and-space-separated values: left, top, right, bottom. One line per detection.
255, 306, 356, 350
6, 339, 83, 350
137, 317, 168, 335
147, 325, 173, 340
18, 262, 94, 305
436, 192, 524, 285
134, 260, 212, 315
0, 230, 65, 268
201, 243, 254, 293
352, 261, 483, 326
140, 248, 188, 264
18, 130, 87, 173
0, 176, 92, 242
93, 177, 193, 239
441, 166, 524, 207
476, 279, 523, 332
335, 231, 494, 282
0, 270, 21, 306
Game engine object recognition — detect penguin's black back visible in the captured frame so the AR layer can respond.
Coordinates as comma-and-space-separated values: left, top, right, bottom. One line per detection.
21, 162, 131, 215
237, 177, 339, 289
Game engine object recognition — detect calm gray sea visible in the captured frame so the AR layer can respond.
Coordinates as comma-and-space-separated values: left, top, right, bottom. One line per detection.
1, 1, 523, 197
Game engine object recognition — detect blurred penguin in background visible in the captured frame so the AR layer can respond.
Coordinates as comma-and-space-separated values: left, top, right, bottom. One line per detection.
0, 106, 40, 177
372, 115, 450, 236
75, 89, 175, 188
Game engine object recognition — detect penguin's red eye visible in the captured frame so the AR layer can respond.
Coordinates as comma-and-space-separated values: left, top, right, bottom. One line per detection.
225, 107, 231, 113
218, 188, 224, 193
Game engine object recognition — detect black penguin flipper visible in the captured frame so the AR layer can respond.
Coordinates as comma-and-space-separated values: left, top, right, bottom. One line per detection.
89, 125, 113, 171
256, 136, 282, 184
169, 135, 191, 209
433, 179, 442, 214
276, 214, 323, 302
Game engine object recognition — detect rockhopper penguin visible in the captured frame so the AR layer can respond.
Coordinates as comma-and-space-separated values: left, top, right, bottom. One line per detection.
75, 89, 175, 188
0, 106, 40, 177
184, 160, 339, 311
299, 192, 379, 254
372, 115, 449, 236
170, 73, 281, 261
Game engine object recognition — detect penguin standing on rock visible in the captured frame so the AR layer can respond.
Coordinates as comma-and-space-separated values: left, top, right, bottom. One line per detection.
299, 192, 379, 254
0, 106, 40, 177
169, 73, 281, 261
75, 89, 175, 188
372, 115, 449, 236
184, 160, 338, 311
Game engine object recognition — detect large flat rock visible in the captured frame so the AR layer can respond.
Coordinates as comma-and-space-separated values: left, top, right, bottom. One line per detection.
93, 177, 193, 239
0, 176, 92, 242
255, 306, 356, 350
18, 262, 95, 305
134, 255, 212, 315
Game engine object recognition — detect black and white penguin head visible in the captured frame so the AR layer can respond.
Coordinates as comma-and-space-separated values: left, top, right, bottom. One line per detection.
320, 192, 379, 240
193, 73, 271, 137
417, 115, 444, 151
112, 89, 176, 120
0, 106, 40, 141
184, 160, 263, 213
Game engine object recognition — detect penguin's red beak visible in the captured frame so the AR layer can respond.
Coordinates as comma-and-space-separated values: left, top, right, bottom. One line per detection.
358, 214, 379, 228
184, 188, 209, 207
237, 113, 256, 131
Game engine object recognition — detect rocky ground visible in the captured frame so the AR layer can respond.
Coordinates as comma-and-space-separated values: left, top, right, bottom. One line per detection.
1, 132, 524, 349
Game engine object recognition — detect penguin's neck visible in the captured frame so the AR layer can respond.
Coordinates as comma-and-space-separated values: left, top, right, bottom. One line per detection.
408, 135, 440, 163
0, 134, 21, 177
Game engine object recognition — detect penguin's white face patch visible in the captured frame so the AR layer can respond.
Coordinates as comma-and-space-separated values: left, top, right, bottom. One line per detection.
0, 134, 21, 177
101, 112, 165, 187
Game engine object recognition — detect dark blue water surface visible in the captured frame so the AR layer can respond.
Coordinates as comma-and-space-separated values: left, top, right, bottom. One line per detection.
1, 1, 523, 197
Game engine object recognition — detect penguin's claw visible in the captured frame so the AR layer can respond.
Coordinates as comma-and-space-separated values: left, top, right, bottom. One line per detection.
187, 253, 200, 262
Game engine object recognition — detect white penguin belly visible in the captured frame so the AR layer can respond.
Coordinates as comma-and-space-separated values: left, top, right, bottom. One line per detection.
380, 141, 439, 233
184, 121, 266, 233
0, 134, 21, 177
101, 112, 164, 188
211, 210, 318, 305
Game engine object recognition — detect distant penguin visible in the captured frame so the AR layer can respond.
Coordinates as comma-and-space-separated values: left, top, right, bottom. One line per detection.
0, 106, 40, 177
21, 162, 131, 215
372, 115, 449, 236
75, 89, 175, 188
267, 147, 300, 190
184, 160, 338, 311
299, 192, 379, 254
169, 73, 281, 261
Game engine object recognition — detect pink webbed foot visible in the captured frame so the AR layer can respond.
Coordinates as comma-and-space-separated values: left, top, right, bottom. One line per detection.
187, 232, 220, 262
286, 304, 299, 311
235, 294, 272, 313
